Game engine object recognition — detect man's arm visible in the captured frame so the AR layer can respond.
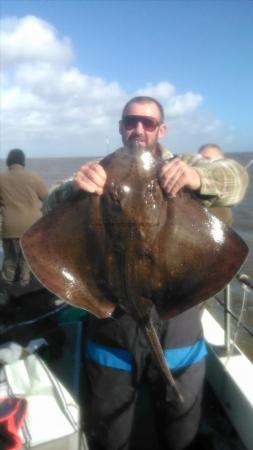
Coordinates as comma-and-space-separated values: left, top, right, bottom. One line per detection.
43, 180, 75, 213
191, 157, 249, 206
43, 162, 106, 214
159, 154, 249, 207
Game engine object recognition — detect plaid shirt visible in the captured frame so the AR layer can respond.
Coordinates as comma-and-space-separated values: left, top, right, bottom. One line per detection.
159, 146, 249, 207
43, 146, 249, 213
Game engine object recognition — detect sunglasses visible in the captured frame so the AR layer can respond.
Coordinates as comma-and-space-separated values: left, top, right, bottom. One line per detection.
122, 115, 161, 132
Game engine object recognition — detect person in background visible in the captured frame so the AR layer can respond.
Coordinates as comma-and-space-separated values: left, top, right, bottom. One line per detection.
0, 149, 48, 303
198, 144, 233, 225
43, 97, 248, 450
198, 143, 224, 160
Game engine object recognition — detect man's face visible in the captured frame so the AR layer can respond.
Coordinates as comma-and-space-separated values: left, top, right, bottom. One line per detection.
119, 101, 166, 153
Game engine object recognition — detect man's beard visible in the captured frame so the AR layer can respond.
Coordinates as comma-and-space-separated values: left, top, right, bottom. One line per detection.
125, 135, 153, 152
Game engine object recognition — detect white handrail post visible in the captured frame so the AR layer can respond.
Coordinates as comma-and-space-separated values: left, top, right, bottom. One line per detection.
224, 283, 231, 353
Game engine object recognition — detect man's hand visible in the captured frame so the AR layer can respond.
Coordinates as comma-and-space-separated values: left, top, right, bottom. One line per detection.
159, 157, 201, 197
73, 162, 106, 195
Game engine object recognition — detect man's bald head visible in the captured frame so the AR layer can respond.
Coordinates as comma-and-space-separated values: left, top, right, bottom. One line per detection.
198, 144, 224, 160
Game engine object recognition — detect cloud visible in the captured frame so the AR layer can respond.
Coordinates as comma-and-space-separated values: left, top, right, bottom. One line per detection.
137, 82, 203, 117
165, 112, 238, 153
1, 16, 73, 68
0, 15, 239, 158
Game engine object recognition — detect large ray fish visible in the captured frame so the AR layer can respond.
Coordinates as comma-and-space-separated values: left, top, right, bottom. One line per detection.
21, 148, 248, 402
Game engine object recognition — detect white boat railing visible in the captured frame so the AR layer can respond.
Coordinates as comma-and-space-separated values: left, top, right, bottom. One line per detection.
202, 274, 253, 450
213, 274, 253, 355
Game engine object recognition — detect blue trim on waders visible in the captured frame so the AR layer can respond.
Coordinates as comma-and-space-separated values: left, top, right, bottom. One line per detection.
164, 338, 207, 370
85, 340, 132, 372
85, 338, 207, 372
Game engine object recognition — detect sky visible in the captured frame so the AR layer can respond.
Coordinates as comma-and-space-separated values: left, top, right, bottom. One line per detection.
1, 0, 253, 158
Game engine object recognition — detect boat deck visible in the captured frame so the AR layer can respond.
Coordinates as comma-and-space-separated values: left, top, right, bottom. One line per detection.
0, 285, 248, 450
